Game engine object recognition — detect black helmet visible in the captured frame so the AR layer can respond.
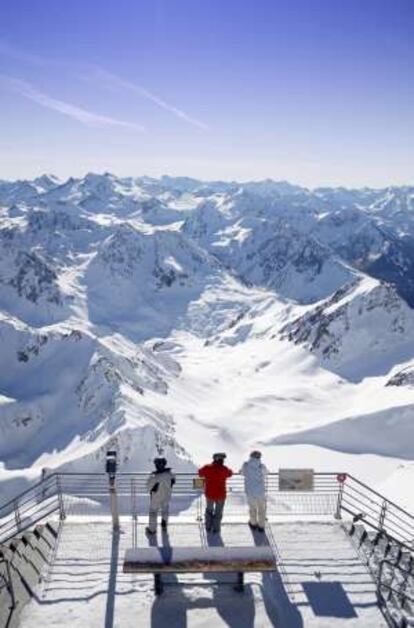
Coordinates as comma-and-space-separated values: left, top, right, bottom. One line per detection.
154, 457, 167, 470
212, 452, 226, 462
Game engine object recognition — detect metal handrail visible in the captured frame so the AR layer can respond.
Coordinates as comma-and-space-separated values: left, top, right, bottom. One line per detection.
0, 471, 339, 542
346, 475, 414, 521
338, 475, 414, 551
340, 505, 413, 550
0, 474, 58, 516
0, 474, 63, 544
1, 470, 414, 551
54, 470, 341, 476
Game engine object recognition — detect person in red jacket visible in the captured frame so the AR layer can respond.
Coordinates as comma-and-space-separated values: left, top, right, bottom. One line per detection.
198, 453, 233, 533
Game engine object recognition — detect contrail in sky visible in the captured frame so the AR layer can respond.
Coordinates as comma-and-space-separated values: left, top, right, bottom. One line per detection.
0, 75, 144, 131
0, 40, 208, 132
84, 66, 209, 131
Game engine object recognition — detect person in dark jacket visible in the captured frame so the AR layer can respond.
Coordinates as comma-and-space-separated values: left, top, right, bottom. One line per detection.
198, 453, 233, 533
146, 457, 176, 535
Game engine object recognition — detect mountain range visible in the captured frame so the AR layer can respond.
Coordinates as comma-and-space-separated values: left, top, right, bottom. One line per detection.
0, 173, 413, 507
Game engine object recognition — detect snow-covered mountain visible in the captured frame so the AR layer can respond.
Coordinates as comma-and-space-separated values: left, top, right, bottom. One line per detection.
279, 277, 414, 380
1, 173, 414, 509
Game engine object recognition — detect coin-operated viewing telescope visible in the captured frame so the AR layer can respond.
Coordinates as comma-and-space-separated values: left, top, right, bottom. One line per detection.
106, 450, 117, 480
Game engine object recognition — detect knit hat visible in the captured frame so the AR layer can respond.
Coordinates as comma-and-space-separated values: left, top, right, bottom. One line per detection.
154, 457, 167, 469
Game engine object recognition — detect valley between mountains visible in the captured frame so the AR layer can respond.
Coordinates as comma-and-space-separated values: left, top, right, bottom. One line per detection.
0, 173, 413, 508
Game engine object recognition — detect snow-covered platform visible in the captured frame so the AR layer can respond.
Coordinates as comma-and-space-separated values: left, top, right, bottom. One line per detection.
19, 518, 387, 627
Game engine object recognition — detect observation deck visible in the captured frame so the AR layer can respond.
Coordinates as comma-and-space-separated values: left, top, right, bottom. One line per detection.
1, 472, 413, 627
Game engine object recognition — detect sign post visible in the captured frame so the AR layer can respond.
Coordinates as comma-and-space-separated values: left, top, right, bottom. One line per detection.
335, 473, 347, 519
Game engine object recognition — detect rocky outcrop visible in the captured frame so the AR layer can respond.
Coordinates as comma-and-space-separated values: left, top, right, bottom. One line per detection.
280, 279, 414, 379
386, 366, 414, 387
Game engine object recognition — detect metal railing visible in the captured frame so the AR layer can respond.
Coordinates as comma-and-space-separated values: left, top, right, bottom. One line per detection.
0, 473, 62, 544
1, 470, 414, 551
339, 475, 414, 551
55, 471, 340, 519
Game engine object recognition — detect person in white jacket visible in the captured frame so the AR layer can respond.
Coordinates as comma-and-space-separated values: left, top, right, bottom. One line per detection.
146, 457, 176, 535
240, 451, 268, 532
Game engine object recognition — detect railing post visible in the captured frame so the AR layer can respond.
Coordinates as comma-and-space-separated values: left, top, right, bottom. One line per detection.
131, 478, 137, 548
40, 467, 50, 501
106, 450, 119, 532
109, 476, 120, 531
56, 475, 66, 520
379, 500, 387, 530
335, 484, 344, 519
13, 500, 21, 531
334, 474, 346, 520
131, 478, 137, 520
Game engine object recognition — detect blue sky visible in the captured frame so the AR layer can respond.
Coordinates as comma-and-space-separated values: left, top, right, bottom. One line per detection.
0, 0, 413, 187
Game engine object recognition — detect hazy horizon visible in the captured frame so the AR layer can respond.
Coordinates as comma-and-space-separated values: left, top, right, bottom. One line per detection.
3, 169, 414, 192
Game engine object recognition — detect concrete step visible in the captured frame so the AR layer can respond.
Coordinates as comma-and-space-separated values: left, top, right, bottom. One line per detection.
353, 523, 368, 544
0, 521, 59, 628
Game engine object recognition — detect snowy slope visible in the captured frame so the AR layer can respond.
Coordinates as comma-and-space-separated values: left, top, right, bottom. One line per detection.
279, 277, 414, 380
0, 312, 192, 478
0, 232, 67, 325
0, 173, 414, 511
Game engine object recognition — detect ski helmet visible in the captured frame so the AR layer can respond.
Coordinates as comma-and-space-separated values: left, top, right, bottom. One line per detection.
212, 452, 226, 462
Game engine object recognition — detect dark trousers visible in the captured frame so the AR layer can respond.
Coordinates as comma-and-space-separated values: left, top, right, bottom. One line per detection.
205, 498, 225, 532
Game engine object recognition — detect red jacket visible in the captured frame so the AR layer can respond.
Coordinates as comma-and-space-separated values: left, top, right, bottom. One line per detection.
198, 463, 233, 500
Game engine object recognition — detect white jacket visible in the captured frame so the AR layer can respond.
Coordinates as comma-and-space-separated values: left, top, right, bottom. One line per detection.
240, 458, 268, 498
147, 469, 175, 508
